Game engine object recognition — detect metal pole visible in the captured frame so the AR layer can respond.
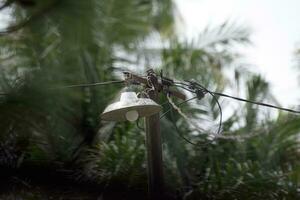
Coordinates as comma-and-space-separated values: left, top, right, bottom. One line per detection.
145, 70, 164, 200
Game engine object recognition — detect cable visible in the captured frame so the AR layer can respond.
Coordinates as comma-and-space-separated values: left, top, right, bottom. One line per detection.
54, 80, 124, 89
207, 91, 223, 135
173, 82, 274, 141
167, 95, 207, 132
181, 80, 300, 114
173, 82, 223, 135
0, 80, 124, 95
0, 80, 124, 97
169, 104, 199, 146
212, 92, 300, 114
173, 84, 195, 93
172, 80, 300, 142
160, 96, 198, 119
168, 102, 217, 148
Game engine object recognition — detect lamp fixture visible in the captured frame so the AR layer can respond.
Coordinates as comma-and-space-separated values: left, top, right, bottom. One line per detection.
101, 91, 162, 122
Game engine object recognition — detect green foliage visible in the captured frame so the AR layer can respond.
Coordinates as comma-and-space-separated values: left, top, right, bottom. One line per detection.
0, 0, 175, 165
0, 0, 299, 199
78, 123, 147, 188
158, 22, 300, 198
163, 73, 300, 199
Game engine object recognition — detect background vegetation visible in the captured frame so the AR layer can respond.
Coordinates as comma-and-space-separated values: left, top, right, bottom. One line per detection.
0, 0, 299, 199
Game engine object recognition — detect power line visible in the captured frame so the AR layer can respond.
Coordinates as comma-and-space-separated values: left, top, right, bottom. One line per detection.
203, 88, 223, 135
160, 96, 198, 119
53, 80, 124, 89
1, 74, 299, 115
172, 83, 223, 135
167, 95, 205, 132
160, 95, 217, 146
0, 80, 124, 96
167, 80, 300, 145
168, 104, 200, 146
212, 92, 300, 114
0, 80, 124, 93
168, 100, 220, 147
178, 80, 300, 114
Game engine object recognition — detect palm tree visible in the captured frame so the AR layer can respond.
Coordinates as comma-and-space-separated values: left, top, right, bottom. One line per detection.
0, 0, 299, 199
0, 0, 176, 198
154, 22, 300, 199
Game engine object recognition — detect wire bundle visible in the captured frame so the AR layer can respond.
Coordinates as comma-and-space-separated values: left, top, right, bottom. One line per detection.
3, 75, 299, 146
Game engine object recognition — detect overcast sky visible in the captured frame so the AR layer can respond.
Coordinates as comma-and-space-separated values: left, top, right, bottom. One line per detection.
175, 0, 300, 107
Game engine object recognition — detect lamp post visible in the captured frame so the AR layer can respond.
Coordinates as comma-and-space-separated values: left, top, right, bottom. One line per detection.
144, 69, 164, 199
101, 69, 185, 200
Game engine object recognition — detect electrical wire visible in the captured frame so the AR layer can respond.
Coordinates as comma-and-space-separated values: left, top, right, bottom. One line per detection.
175, 81, 289, 142
167, 95, 207, 132
184, 80, 300, 114
160, 96, 198, 119
168, 102, 218, 148
212, 91, 300, 114
0, 80, 125, 95
166, 89, 224, 147
173, 84, 195, 93
172, 82, 223, 135
207, 91, 223, 135
169, 104, 199, 146
0, 73, 299, 115
53, 80, 124, 89
171, 80, 300, 145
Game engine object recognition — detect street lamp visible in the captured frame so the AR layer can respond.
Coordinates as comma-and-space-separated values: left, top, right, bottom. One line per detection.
100, 69, 185, 200
100, 90, 164, 199
101, 91, 162, 122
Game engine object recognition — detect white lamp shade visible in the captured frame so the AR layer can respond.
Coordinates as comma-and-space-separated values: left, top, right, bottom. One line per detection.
101, 91, 162, 121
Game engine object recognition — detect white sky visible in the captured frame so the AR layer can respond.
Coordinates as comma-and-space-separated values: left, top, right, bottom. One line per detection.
175, 0, 300, 107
